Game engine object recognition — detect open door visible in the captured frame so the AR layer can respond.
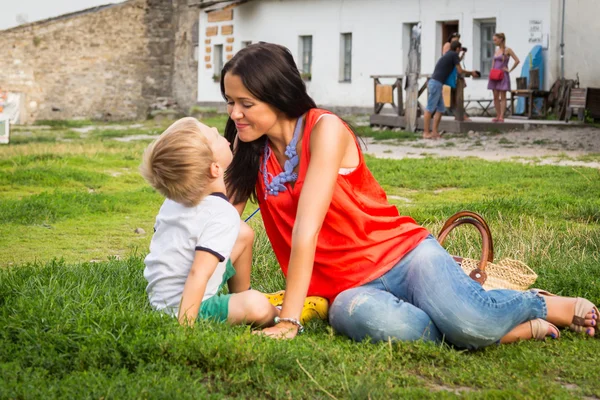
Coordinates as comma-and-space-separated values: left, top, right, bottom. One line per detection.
441, 20, 459, 52
440, 21, 459, 108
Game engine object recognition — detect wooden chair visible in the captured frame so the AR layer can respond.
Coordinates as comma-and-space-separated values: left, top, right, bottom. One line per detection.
565, 88, 587, 121
371, 75, 404, 116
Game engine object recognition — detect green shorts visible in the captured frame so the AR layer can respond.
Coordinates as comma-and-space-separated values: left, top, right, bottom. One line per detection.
198, 259, 236, 322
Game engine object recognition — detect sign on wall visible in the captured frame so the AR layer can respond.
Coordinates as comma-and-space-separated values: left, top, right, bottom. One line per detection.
529, 20, 543, 44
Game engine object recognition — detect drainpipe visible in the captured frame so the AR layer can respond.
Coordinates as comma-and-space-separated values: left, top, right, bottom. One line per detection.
560, 0, 566, 79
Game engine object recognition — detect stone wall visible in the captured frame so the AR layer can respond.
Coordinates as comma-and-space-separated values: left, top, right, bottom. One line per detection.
0, 0, 177, 123
171, 0, 201, 113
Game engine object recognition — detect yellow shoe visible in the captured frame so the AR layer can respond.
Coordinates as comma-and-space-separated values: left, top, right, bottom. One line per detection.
264, 290, 285, 307
301, 296, 329, 325
263, 291, 329, 324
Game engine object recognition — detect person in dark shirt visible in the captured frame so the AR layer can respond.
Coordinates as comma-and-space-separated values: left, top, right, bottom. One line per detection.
423, 41, 478, 139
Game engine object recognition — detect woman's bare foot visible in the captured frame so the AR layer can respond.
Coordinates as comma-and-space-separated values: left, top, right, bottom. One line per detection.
423, 132, 441, 140
538, 293, 598, 337
500, 319, 559, 344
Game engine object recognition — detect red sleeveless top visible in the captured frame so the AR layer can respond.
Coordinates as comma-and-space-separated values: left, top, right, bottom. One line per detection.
257, 108, 429, 302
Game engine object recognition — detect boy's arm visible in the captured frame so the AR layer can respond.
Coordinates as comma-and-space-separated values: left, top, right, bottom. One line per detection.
178, 251, 220, 326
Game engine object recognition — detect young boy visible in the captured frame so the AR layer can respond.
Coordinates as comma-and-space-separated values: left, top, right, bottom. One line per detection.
141, 117, 278, 327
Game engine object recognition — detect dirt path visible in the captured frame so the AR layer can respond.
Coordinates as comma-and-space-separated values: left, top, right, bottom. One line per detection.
71, 121, 600, 168
363, 126, 600, 168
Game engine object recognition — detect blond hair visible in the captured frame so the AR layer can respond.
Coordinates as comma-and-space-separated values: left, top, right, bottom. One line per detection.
140, 117, 215, 207
494, 32, 506, 44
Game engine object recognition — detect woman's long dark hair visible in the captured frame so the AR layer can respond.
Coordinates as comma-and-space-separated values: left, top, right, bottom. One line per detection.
221, 42, 317, 205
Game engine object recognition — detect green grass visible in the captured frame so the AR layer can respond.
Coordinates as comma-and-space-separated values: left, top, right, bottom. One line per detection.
355, 125, 421, 142
576, 153, 600, 163
1, 119, 600, 398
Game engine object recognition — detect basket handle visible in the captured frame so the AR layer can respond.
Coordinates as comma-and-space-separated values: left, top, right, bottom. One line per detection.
438, 211, 494, 261
437, 212, 494, 286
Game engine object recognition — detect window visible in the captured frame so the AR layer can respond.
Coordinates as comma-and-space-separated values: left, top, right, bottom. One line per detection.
299, 35, 313, 79
340, 33, 352, 82
213, 44, 223, 78
192, 21, 199, 62
242, 40, 252, 48
480, 22, 496, 76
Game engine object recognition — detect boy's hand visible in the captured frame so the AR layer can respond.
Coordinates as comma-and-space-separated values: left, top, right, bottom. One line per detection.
253, 322, 298, 340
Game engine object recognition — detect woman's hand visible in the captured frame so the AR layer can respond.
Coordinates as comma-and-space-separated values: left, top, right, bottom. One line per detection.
253, 321, 299, 339
503, 67, 510, 72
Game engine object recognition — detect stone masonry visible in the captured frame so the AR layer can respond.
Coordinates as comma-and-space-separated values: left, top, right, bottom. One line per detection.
0, 0, 201, 123
171, 0, 201, 113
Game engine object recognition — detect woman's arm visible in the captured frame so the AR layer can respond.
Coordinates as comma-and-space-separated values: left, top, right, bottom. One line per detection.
257, 116, 351, 339
233, 201, 247, 217
442, 42, 451, 55
507, 48, 520, 73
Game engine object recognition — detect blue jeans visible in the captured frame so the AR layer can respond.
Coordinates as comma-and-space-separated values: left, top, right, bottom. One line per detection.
329, 235, 547, 349
426, 79, 446, 114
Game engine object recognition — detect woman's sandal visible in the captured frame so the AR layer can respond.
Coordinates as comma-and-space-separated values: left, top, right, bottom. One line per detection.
570, 298, 599, 334
530, 318, 560, 340
532, 289, 599, 336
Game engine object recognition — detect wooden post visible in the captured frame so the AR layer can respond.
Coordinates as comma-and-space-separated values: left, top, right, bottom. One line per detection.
373, 77, 379, 114
405, 24, 421, 132
396, 77, 404, 116
455, 74, 466, 121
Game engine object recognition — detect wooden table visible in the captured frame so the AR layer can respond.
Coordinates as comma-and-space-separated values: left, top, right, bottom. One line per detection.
464, 99, 494, 117
510, 90, 550, 119
452, 71, 480, 121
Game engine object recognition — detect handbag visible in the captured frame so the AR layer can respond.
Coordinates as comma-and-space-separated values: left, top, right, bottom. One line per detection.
489, 68, 504, 81
437, 211, 538, 291
489, 50, 506, 81
444, 67, 458, 89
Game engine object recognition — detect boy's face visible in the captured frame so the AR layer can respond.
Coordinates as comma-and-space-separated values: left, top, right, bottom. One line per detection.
199, 122, 233, 169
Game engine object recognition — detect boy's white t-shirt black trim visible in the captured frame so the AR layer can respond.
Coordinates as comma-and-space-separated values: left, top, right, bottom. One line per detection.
143, 193, 240, 317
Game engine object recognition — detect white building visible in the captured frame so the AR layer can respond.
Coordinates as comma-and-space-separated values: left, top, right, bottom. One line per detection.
196, 0, 600, 110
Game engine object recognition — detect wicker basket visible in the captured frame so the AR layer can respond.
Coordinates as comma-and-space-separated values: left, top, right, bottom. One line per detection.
438, 211, 538, 291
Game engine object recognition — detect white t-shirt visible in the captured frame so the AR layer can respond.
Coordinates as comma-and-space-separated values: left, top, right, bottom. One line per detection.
143, 193, 240, 317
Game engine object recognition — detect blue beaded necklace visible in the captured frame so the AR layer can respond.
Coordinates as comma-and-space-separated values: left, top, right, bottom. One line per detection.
261, 116, 303, 199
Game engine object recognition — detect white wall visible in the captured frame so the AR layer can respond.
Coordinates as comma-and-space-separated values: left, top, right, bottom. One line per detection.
198, 0, 554, 108
549, 0, 600, 88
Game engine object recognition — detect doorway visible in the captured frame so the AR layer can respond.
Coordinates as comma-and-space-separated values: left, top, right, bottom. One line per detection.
441, 20, 459, 53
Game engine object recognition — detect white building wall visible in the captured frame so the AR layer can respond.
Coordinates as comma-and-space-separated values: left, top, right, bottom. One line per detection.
198, 0, 554, 108
550, 0, 600, 88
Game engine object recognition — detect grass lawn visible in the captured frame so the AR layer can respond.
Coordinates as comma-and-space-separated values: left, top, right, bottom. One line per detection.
1, 118, 599, 399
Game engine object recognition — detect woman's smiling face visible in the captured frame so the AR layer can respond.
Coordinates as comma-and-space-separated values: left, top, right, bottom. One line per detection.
224, 73, 280, 143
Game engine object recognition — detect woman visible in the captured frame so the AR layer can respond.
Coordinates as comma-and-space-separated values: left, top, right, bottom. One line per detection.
222, 43, 597, 348
442, 32, 461, 55
488, 33, 520, 122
